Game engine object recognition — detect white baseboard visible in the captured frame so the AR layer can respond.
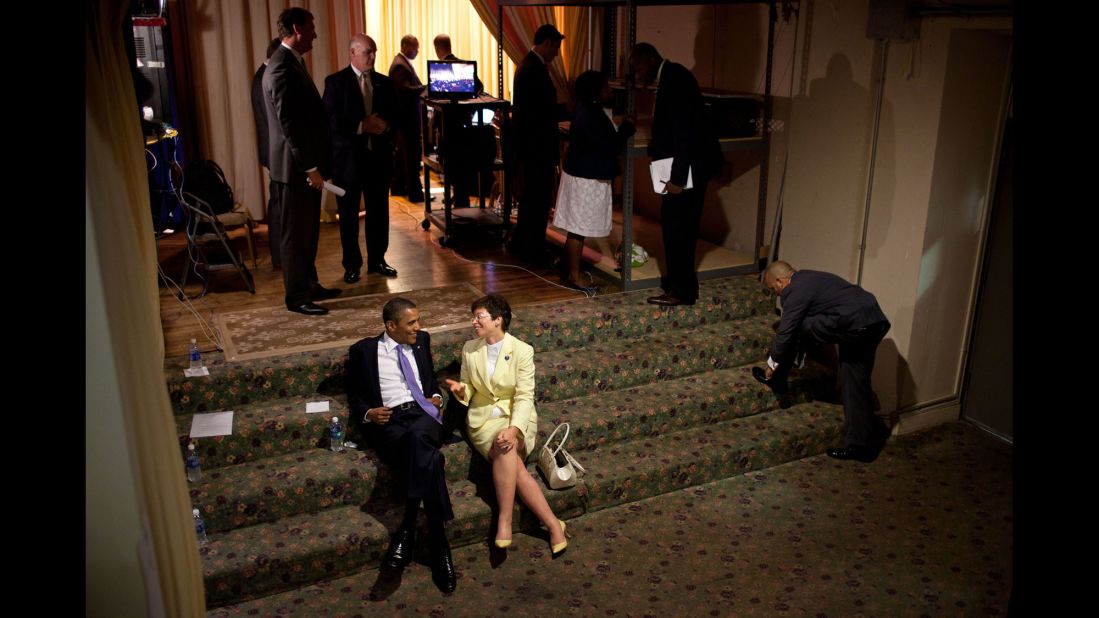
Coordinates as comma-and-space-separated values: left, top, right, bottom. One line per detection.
891, 401, 961, 436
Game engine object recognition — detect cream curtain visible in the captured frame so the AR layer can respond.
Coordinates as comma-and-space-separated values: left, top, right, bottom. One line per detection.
87, 0, 205, 615
468, 0, 568, 103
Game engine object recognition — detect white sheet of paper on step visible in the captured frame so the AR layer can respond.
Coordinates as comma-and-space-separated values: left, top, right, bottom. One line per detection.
184, 367, 210, 378
306, 401, 330, 414
189, 411, 234, 438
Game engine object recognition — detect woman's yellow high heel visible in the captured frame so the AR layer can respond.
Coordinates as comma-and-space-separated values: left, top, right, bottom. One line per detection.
494, 537, 512, 549
551, 520, 571, 559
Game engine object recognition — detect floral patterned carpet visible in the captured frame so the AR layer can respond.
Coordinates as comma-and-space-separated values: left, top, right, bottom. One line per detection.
214, 283, 483, 361
209, 421, 1013, 617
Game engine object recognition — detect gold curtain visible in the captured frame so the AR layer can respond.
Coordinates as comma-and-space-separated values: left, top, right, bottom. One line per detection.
463, 0, 602, 103
364, 0, 516, 101
87, 0, 205, 615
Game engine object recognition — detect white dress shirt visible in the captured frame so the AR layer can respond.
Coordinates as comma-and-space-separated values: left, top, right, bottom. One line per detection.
376, 333, 440, 408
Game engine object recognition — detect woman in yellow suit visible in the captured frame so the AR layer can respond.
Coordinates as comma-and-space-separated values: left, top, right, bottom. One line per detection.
445, 293, 570, 557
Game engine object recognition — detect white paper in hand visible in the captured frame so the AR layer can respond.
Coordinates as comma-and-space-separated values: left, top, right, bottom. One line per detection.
649, 158, 693, 194
323, 181, 347, 197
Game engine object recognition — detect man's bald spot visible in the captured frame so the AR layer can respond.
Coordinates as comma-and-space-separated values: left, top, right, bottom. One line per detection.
350, 33, 376, 51
763, 260, 795, 285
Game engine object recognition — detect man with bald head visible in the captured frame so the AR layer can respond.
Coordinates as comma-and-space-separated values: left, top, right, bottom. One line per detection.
323, 34, 399, 284
755, 261, 892, 463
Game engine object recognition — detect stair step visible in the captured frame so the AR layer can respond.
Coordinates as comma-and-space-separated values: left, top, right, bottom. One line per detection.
201, 400, 841, 608
201, 477, 586, 608
190, 360, 833, 534
166, 276, 773, 414
581, 401, 845, 512
533, 362, 834, 453
177, 394, 351, 470
531, 315, 776, 403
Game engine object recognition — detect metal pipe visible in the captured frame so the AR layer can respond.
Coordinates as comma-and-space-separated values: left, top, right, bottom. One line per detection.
856, 39, 888, 286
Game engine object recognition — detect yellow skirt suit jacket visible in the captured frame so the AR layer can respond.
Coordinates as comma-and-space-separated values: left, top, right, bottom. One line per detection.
453, 332, 538, 459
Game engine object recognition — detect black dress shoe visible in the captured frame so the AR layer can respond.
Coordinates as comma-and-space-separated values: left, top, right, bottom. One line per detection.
430, 542, 457, 593
368, 262, 398, 277
288, 302, 329, 316
384, 528, 416, 569
343, 270, 361, 284
751, 366, 789, 395
826, 445, 880, 463
311, 286, 342, 300
647, 293, 694, 307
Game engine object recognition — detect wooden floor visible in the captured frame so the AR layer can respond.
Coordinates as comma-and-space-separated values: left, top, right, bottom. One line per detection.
157, 191, 609, 359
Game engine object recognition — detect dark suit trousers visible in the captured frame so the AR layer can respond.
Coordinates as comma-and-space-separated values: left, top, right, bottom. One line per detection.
368, 405, 454, 523
336, 145, 392, 272
265, 173, 282, 269
392, 122, 423, 195
512, 159, 556, 258
660, 178, 709, 302
273, 177, 322, 307
799, 317, 890, 448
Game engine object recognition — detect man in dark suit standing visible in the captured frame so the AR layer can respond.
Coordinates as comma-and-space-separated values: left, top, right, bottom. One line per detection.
346, 298, 456, 593
388, 35, 427, 204
323, 34, 400, 284
251, 37, 283, 270
755, 261, 893, 463
629, 42, 724, 307
506, 24, 567, 265
263, 7, 341, 315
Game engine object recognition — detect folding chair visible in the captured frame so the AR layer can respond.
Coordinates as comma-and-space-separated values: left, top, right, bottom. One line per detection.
178, 191, 256, 298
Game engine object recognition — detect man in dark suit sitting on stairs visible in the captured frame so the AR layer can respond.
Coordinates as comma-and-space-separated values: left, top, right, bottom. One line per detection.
754, 260, 892, 463
346, 297, 456, 593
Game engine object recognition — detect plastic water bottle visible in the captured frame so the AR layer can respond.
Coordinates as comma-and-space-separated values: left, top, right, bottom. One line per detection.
329, 416, 345, 452
189, 338, 202, 370
193, 508, 208, 545
185, 443, 202, 483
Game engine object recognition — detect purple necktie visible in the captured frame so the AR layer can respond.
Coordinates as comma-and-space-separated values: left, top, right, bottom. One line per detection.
396, 345, 442, 424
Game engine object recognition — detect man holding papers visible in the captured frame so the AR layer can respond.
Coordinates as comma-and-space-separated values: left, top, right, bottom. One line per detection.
629, 43, 723, 307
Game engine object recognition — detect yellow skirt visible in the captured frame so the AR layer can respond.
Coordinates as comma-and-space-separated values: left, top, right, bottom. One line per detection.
468, 414, 539, 461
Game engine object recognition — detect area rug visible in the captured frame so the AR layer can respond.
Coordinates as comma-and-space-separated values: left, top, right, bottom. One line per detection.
214, 282, 484, 361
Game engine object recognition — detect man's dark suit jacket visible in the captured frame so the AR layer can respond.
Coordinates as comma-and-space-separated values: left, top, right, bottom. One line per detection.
262, 45, 331, 182
388, 54, 424, 132
250, 63, 269, 169
322, 67, 399, 187
769, 270, 891, 366
648, 60, 723, 186
512, 50, 565, 165
346, 330, 440, 439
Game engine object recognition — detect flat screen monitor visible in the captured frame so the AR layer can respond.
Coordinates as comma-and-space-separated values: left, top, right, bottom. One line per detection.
427, 60, 478, 100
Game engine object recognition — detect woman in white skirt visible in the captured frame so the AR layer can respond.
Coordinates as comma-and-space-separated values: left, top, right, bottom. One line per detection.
553, 70, 635, 291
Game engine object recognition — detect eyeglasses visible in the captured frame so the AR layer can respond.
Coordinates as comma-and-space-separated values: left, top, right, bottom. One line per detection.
472, 313, 493, 323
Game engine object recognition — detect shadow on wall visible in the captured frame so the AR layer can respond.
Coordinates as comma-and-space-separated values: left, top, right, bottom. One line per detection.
874, 337, 917, 420
784, 54, 894, 277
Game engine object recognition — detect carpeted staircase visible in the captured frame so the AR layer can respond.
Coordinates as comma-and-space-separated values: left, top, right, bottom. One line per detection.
165, 275, 847, 610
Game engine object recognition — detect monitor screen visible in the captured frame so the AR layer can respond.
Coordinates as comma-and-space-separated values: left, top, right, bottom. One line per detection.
427, 60, 478, 100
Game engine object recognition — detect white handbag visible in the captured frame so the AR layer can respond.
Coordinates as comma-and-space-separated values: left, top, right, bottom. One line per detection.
537, 422, 587, 490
